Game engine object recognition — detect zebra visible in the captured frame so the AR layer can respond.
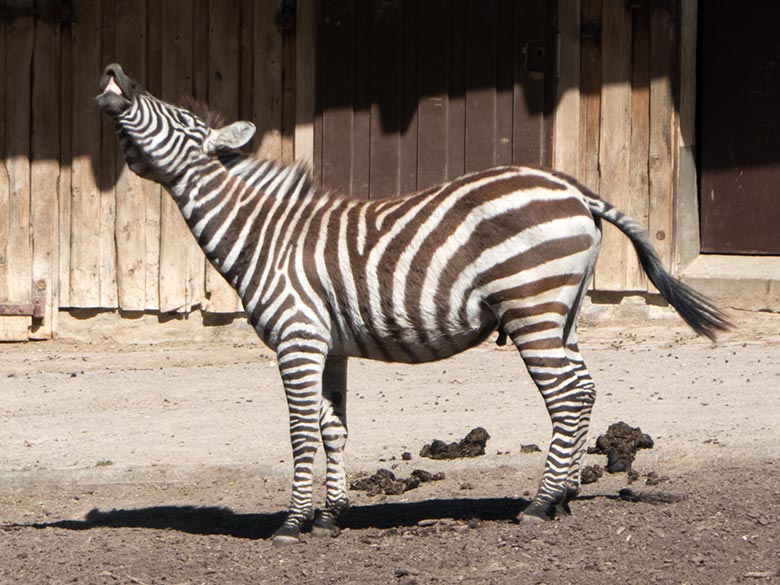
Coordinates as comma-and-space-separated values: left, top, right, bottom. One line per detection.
97, 63, 730, 545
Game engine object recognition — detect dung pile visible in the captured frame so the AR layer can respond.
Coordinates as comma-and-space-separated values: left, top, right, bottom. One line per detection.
350, 468, 445, 496
420, 427, 490, 460
588, 421, 654, 473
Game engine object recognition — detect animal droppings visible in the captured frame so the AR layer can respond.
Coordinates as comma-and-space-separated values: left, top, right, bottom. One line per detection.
420, 427, 490, 460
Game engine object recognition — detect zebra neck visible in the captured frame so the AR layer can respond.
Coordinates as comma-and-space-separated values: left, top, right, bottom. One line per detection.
169, 155, 317, 289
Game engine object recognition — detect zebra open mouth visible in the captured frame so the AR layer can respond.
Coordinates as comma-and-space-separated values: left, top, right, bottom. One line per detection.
96, 63, 136, 115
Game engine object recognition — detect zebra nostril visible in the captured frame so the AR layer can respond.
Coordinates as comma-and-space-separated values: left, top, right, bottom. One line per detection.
104, 63, 124, 78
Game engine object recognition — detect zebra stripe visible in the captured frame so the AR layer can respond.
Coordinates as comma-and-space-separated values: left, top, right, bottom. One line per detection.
99, 63, 730, 544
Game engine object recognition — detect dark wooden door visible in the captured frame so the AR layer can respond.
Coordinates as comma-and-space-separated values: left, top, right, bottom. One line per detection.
314, 0, 553, 200
699, 3, 780, 254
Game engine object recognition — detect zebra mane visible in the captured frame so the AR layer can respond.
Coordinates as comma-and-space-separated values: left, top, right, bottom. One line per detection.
217, 151, 318, 198
179, 97, 227, 130
177, 98, 319, 197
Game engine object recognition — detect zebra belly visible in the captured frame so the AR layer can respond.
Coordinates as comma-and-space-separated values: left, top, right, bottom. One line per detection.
330, 317, 498, 364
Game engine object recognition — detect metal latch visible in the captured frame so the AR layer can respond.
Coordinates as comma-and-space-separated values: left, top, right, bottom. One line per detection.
526, 40, 547, 73
0, 280, 47, 321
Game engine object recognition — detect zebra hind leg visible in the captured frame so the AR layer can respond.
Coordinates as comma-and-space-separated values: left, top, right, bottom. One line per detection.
519, 341, 596, 522
311, 356, 350, 537
559, 341, 596, 504
502, 310, 597, 523
272, 344, 327, 545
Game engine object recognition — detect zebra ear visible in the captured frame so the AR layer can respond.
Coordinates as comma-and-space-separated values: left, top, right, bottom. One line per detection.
204, 121, 256, 154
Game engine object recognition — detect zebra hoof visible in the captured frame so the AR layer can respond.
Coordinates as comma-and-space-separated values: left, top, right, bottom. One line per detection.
516, 512, 546, 526
555, 501, 573, 517
272, 524, 302, 546
310, 510, 342, 538
517, 500, 556, 524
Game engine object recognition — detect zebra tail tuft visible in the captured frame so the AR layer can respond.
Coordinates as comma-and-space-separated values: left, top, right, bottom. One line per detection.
587, 199, 732, 341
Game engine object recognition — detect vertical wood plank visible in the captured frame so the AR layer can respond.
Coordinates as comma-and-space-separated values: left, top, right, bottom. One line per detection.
30, 0, 62, 338
512, 0, 546, 165
594, 0, 631, 291
145, 0, 162, 309
206, 0, 242, 312
447, 0, 466, 180
5, 1, 33, 307
281, 20, 297, 165
370, 0, 403, 199
295, 0, 317, 168
193, 0, 209, 102
554, 0, 580, 176
417, 0, 449, 189
648, 0, 675, 273
351, 0, 370, 198
114, 0, 149, 311
495, 0, 514, 166
627, 5, 651, 290
99, 0, 118, 308
399, 0, 419, 193
465, 0, 497, 172
254, 0, 284, 160
239, 0, 254, 122
675, 0, 699, 270
58, 5, 73, 309
160, 0, 199, 313
0, 0, 9, 305
578, 0, 602, 193
69, 0, 101, 307
319, 0, 355, 194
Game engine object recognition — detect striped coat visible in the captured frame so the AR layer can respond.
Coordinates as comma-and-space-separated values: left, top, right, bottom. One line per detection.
97, 63, 729, 544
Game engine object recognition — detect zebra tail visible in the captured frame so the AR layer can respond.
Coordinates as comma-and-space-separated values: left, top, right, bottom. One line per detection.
586, 197, 732, 341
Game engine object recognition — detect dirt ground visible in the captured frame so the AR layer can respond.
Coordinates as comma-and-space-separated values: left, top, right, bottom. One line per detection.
1, 310, 779, 584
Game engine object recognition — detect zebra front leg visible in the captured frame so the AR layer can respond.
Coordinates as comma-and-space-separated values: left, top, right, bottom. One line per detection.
311, 355, 349, 537
272, 346, 327, 545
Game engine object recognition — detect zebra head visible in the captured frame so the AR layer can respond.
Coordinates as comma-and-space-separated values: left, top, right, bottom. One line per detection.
96, 63, 256, 186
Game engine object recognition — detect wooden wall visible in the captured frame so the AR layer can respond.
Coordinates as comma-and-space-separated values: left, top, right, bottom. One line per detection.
0, 0, 300, 339
0, 0, 683, 340
555, 0, 678, 293
314, 0, 553, 200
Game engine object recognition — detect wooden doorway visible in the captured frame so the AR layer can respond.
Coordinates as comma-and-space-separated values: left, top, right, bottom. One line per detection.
314, 0, 554, 200
698, 3, 780, 255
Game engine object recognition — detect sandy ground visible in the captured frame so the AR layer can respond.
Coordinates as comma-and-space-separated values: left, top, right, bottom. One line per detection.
1, 310, 779, 584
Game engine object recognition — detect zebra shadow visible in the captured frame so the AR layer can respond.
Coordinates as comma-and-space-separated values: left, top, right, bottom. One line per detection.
22, 496, 531, 540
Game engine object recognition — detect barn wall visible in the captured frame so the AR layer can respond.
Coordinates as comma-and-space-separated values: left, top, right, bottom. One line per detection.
554, 0, 679, 293
0, 0, 309, 340
1, 0, 686, 340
